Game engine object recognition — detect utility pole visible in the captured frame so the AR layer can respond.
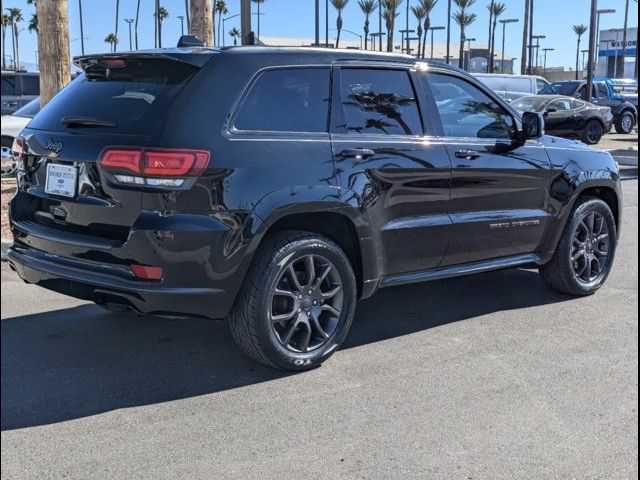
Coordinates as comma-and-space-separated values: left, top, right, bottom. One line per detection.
446, 0, 452, 64
125, 18, 134, 50
315, 0, 320, 46
184, 0, 190, 32
586, 0, 597, 102
527, 0, 535, 74
78, 0, 85, 55
241, 0, 252, 45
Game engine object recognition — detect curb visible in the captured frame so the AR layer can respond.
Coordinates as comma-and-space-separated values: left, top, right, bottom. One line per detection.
1, 239, 12, 261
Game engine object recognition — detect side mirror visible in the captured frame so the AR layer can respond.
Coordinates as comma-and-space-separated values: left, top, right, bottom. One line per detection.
521, 112, 545, 140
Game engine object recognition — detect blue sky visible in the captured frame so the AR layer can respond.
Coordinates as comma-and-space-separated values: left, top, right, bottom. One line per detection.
3, 0, 638, 69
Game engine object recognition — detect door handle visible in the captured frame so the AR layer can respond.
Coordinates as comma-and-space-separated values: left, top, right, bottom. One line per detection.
339, 148, 375, 159
455, 149, 482, 160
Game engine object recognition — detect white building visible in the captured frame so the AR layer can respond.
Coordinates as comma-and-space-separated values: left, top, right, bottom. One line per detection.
596, 27, 638, 78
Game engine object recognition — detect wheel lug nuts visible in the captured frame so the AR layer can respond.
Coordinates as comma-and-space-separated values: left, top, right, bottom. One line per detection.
313, 300, 318, 306
308, 290, 312, 295
306, 311, 311, 317
298, 295, 302, 300
297, 308, 301, 312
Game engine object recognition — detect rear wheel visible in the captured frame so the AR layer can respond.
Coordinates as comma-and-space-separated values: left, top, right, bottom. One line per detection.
1, 137, 17, 178
581, 120, 604, 145
614, 110, 635, 134
539, 197, 617, 296
229, 231, 357, 370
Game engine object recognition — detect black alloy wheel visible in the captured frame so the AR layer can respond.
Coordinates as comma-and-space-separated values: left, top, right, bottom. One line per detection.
582, 120, 604, 145
570, 211, 611, 284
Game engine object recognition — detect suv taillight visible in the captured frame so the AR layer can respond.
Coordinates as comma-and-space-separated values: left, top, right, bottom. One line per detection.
98, 147, 210, 187
12, 136, 26, 171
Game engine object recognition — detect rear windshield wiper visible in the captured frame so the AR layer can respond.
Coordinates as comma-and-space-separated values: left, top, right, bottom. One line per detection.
61, 116, 117, 128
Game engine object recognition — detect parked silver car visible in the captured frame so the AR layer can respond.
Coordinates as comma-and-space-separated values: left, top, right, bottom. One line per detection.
473, 73, 550, 102
1, 97, 40, 177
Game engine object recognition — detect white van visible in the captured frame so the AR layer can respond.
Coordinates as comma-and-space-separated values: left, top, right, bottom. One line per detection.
473, 73, 550, 102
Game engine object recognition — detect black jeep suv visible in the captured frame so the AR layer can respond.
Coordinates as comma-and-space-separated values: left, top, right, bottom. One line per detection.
8, 46, 622, 370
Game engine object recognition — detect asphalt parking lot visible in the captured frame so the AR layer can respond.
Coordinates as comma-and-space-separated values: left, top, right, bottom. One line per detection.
1, 165, 638, 479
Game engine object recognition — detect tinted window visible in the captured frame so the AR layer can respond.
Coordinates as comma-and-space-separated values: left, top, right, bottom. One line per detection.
536, 79, 548, 93
28, 58, 197, 134
427, 73, 516, 139
512, 96, 550, 112
21, 75, 40, 95
234, 68, 330, 133
505, 77, 531, 93
540, 82, 579, 96
478, 75, 506, 91
1, 76, 15, 95
339, 68, 422, 136
597, 82, 609, 98
548, 99, 573, 111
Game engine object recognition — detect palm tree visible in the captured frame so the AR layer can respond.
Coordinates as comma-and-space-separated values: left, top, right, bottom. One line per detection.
618, 0, 630, 78
452, 0, 477, 69
215, 1, 228, 47
105, 33, 118, 52
156, 6, 169, 48
252, 0, 266, 44
383, 0, 402, 53
229, 27, 240, 46
2, 14, 11, 70
28, 13, 38, 33
572, 24, 588, 80
134, 0, 141, 49
489, 2, 506, 72
358, 0, 377, 51
37, 0, 71, 106
189, 0, 214, 46
7, 8, 23, 71
330, 0, 349, 48
420, 0, 438, 59
411, 5, 426, 58
521, 0, 529, 74
486, 0, 494, 72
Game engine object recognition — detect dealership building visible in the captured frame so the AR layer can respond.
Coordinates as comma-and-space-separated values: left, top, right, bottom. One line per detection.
596, 27, 638, 78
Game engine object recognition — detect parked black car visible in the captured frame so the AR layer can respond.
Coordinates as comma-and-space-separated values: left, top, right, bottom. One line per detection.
8, 45, 622, 370
538, 78, 638, 134
512, 95, 613, 144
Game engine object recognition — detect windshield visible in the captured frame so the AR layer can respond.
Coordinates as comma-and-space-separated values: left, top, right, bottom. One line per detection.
539, 82, 578, 95
28, 58, 198, 135
511, 97, 550, 112
12, 97, 40, 118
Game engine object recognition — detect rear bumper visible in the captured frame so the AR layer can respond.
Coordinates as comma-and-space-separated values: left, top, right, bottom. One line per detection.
7, 246, 234, 318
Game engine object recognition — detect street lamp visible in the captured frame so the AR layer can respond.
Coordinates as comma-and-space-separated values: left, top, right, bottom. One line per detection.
331, 28, 363, 50
581, 49, 590, 73
429, 26, 445, 60
124, 18, 134, 50
532, 34, 546, 72
610, 29, 621, 78
594, 9, 616, 76
499, 18, 519, 74
370, 32, 386, 52
399, 29, 415, 54
542, 47, 554, 75
465, 37, 476, 71
177, 15, 185, 36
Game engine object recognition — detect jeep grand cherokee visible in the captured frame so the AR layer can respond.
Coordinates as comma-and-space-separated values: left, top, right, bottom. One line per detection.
8, 44, 622, 370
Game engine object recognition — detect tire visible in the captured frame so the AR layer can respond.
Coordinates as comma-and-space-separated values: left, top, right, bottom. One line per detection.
229, 231, 357, 371
614, 110, 635, 134
1, 137, 17, 178
581, 120, 604, 145
539, 196, 617, 296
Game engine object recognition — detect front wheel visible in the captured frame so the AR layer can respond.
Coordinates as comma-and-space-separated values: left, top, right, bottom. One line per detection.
229, 231, 357, 371
614, 110, 635, 134
581, 120, 604, 145
539, 197, 617, 296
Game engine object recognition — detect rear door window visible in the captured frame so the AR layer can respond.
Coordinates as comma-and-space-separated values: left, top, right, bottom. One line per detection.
28, 58, 198, 135
506, 77, 532, 93
338, 68, 422, 136
21, 75, 40, 95
478, 76, 506, 92
233, 68, 330, 133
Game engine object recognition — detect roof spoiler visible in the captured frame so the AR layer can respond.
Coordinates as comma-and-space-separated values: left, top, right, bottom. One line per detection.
177, 35, 204, 48
73, 48, 215, 70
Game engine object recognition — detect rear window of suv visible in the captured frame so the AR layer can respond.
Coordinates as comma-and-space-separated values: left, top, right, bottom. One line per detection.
233, 68, 330, 133
28, 58, 198, 135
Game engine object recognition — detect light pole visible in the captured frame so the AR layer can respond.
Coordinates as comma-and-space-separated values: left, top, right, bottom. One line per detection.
542, 47, 554, 76
581, 49, 589, 74
586, 0, 598, 102
184, 0, 190, 32
611, 29, 621, 78
527, 0, 535, 74
315, 0, 320, 47
241, 0, 252, 45
465, 37, 476, 71
378, 0, 383, 52
594, 9, 616, 75
429, 26, 445, 60
499, 18, 518, 74
124, 19, 134, 50
532, 34, 546, 72
370, 32, 386, 52
399, 29, 415, 54
177, 15, 185, 36
331, 28, 363, 49
446, 0, 452, 64
78, 0, 85, 55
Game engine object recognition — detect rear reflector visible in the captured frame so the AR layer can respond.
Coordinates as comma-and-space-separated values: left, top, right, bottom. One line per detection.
98, 147, 210, 178
130, 265, 164, 281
